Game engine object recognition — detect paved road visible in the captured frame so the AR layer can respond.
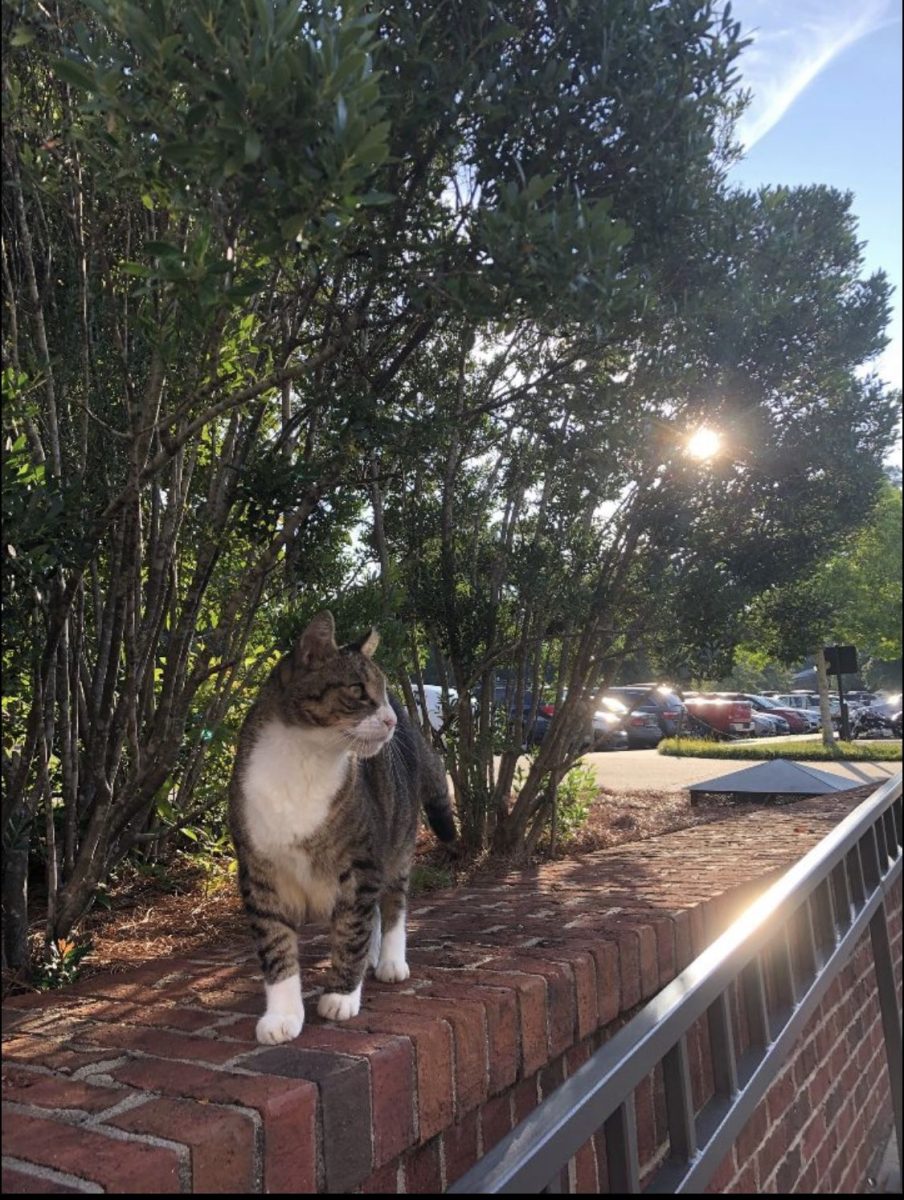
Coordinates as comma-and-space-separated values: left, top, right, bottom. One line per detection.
580, 746, 902, 793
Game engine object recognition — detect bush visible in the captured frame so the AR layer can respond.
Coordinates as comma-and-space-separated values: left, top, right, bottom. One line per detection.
553, 760, 599, 839
658, 737, 903, 762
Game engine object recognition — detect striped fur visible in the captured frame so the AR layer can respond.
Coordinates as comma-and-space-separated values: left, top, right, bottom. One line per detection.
228, 611, 456, 1043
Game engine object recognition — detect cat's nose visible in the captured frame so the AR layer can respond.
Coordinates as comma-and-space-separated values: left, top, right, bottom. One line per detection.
381, 710, 397, 730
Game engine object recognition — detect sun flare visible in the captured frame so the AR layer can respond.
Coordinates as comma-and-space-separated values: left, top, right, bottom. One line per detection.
686, 427, 721, 460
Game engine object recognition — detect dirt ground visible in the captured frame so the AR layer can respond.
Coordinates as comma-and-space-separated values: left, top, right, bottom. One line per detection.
13, 782, 879, 991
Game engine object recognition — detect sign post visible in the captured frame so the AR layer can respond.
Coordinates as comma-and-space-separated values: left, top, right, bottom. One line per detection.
823, 645, 858, 742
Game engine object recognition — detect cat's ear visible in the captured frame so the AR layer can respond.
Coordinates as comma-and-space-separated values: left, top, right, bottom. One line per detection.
294, 611, 338, 667
349, 628, 380, 657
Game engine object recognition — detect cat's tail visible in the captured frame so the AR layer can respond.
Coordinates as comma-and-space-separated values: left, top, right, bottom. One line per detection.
421, 749, 458, 844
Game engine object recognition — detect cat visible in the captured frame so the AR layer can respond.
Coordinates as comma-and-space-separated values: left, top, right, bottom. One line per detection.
228, 610, 456, 1044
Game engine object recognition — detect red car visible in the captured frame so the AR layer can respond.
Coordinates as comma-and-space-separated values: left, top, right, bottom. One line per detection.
682, 692, 754, 737
719, 692, 812, 735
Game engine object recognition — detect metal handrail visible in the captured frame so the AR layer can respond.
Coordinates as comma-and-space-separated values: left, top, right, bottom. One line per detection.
450, 772, 903, 1194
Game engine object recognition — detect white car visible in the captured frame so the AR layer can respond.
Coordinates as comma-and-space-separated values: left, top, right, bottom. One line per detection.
409, 683, 459, 733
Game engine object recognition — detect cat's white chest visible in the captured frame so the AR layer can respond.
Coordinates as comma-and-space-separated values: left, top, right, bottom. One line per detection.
242, 720, 348, 856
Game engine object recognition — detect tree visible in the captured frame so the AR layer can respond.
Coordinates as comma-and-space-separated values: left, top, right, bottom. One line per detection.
382, 184, 899, 853
1, 0, 747, 964
732, 482, 902, 745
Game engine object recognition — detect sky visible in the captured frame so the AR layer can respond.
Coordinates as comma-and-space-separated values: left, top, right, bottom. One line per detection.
726, 0, 902, 462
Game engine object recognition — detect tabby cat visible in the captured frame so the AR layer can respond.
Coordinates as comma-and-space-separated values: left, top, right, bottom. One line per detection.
228, 611, 456, 1044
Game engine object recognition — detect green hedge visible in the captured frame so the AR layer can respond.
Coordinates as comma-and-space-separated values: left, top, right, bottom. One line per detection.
658, 737, 903, 762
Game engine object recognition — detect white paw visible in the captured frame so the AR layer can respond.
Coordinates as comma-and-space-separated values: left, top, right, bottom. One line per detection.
256, 1008, 304, 1044
318, 989, 361, 1021
375, 958, 410, 983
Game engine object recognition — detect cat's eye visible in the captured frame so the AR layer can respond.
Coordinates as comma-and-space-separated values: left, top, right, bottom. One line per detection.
349, 683, 366, 699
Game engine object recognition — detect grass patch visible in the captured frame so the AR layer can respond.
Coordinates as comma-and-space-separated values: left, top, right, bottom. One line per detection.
409, 863, 454, 895
658, 737, 902, 761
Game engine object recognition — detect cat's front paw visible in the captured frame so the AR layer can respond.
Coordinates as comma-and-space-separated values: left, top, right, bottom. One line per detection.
256, 1008, 304, 1044
318, 988, 361, 1021
375, 958, 410, 983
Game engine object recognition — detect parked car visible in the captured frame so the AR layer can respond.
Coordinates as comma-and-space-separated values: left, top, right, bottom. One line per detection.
772, 693, 824, 729
509, 692, 553, 747
589, 696, 630, 751
682, 692, 754, 738
721, 692, 812, 735
410, 683, 459, 733
531, 692, 630, 751
751, 711, 790, 737
602, 685, 686, 748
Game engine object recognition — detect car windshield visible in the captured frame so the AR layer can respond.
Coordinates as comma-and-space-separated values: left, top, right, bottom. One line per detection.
596, 696, 628, 715
753, 695, 779, 709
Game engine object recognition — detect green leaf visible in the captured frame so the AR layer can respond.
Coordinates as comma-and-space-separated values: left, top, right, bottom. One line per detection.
143, 241, 182, 257
244, 131, 262, 163
11, 27, 35, 46
280, 213, 308, 240
51, 58, 95, 91
358, 190, 395, 206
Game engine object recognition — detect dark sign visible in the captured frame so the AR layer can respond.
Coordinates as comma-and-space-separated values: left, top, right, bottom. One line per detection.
824, 645, 858, 676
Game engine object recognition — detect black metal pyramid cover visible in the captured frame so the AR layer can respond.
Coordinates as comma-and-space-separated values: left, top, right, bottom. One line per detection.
688, 759, 862, 795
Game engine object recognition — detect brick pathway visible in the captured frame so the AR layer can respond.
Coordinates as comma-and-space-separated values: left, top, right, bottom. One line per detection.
1, 790, 877, 1193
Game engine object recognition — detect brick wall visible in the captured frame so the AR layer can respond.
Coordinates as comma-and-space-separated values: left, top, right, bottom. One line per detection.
2, 790, 899, 1194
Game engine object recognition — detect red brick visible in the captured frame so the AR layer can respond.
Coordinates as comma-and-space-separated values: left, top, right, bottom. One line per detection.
476, 969, 548, 1075
735, 1102, 768, 1162
730, 1158, 759, 1193
801, 1109, 827, 1162
45, 997, 217, 1034
366, 993, 488, 1116
654, 917, 676, 987
481, 1092, 512, 1153
111, 1057, 318, 1193
72, 1021, 245, 1065
248, 1044, 372, 1192
350, 1009, 454, 1143
358, 1160, 400, 1193
485, 957, 576, 1059
587, 940, 620, 1024
2, 1035, 118, 1075
420, 977, 519, 1093
525, 947, 598, 1040
765, 1067, 795, 1124
757, 1119, 790, 1182
106, 1096, 255, 1192
1, 1065, 133, 1114
513, 1074, 539, 1124
611, 929, 642, 1011
573, 1138, 599, 1193
404, 1135, 443, 1193
300, 1026, 416, 1165
1, 1110, 181, 1192
704, 1149, 735, 1194
634, 1074, 658, 1168
443, 1110, 480, 1186
672, 909, 694, 972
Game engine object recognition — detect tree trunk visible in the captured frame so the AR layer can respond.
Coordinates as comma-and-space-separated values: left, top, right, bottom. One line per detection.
815, 647, 838, 753
2, 845, 30, 974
